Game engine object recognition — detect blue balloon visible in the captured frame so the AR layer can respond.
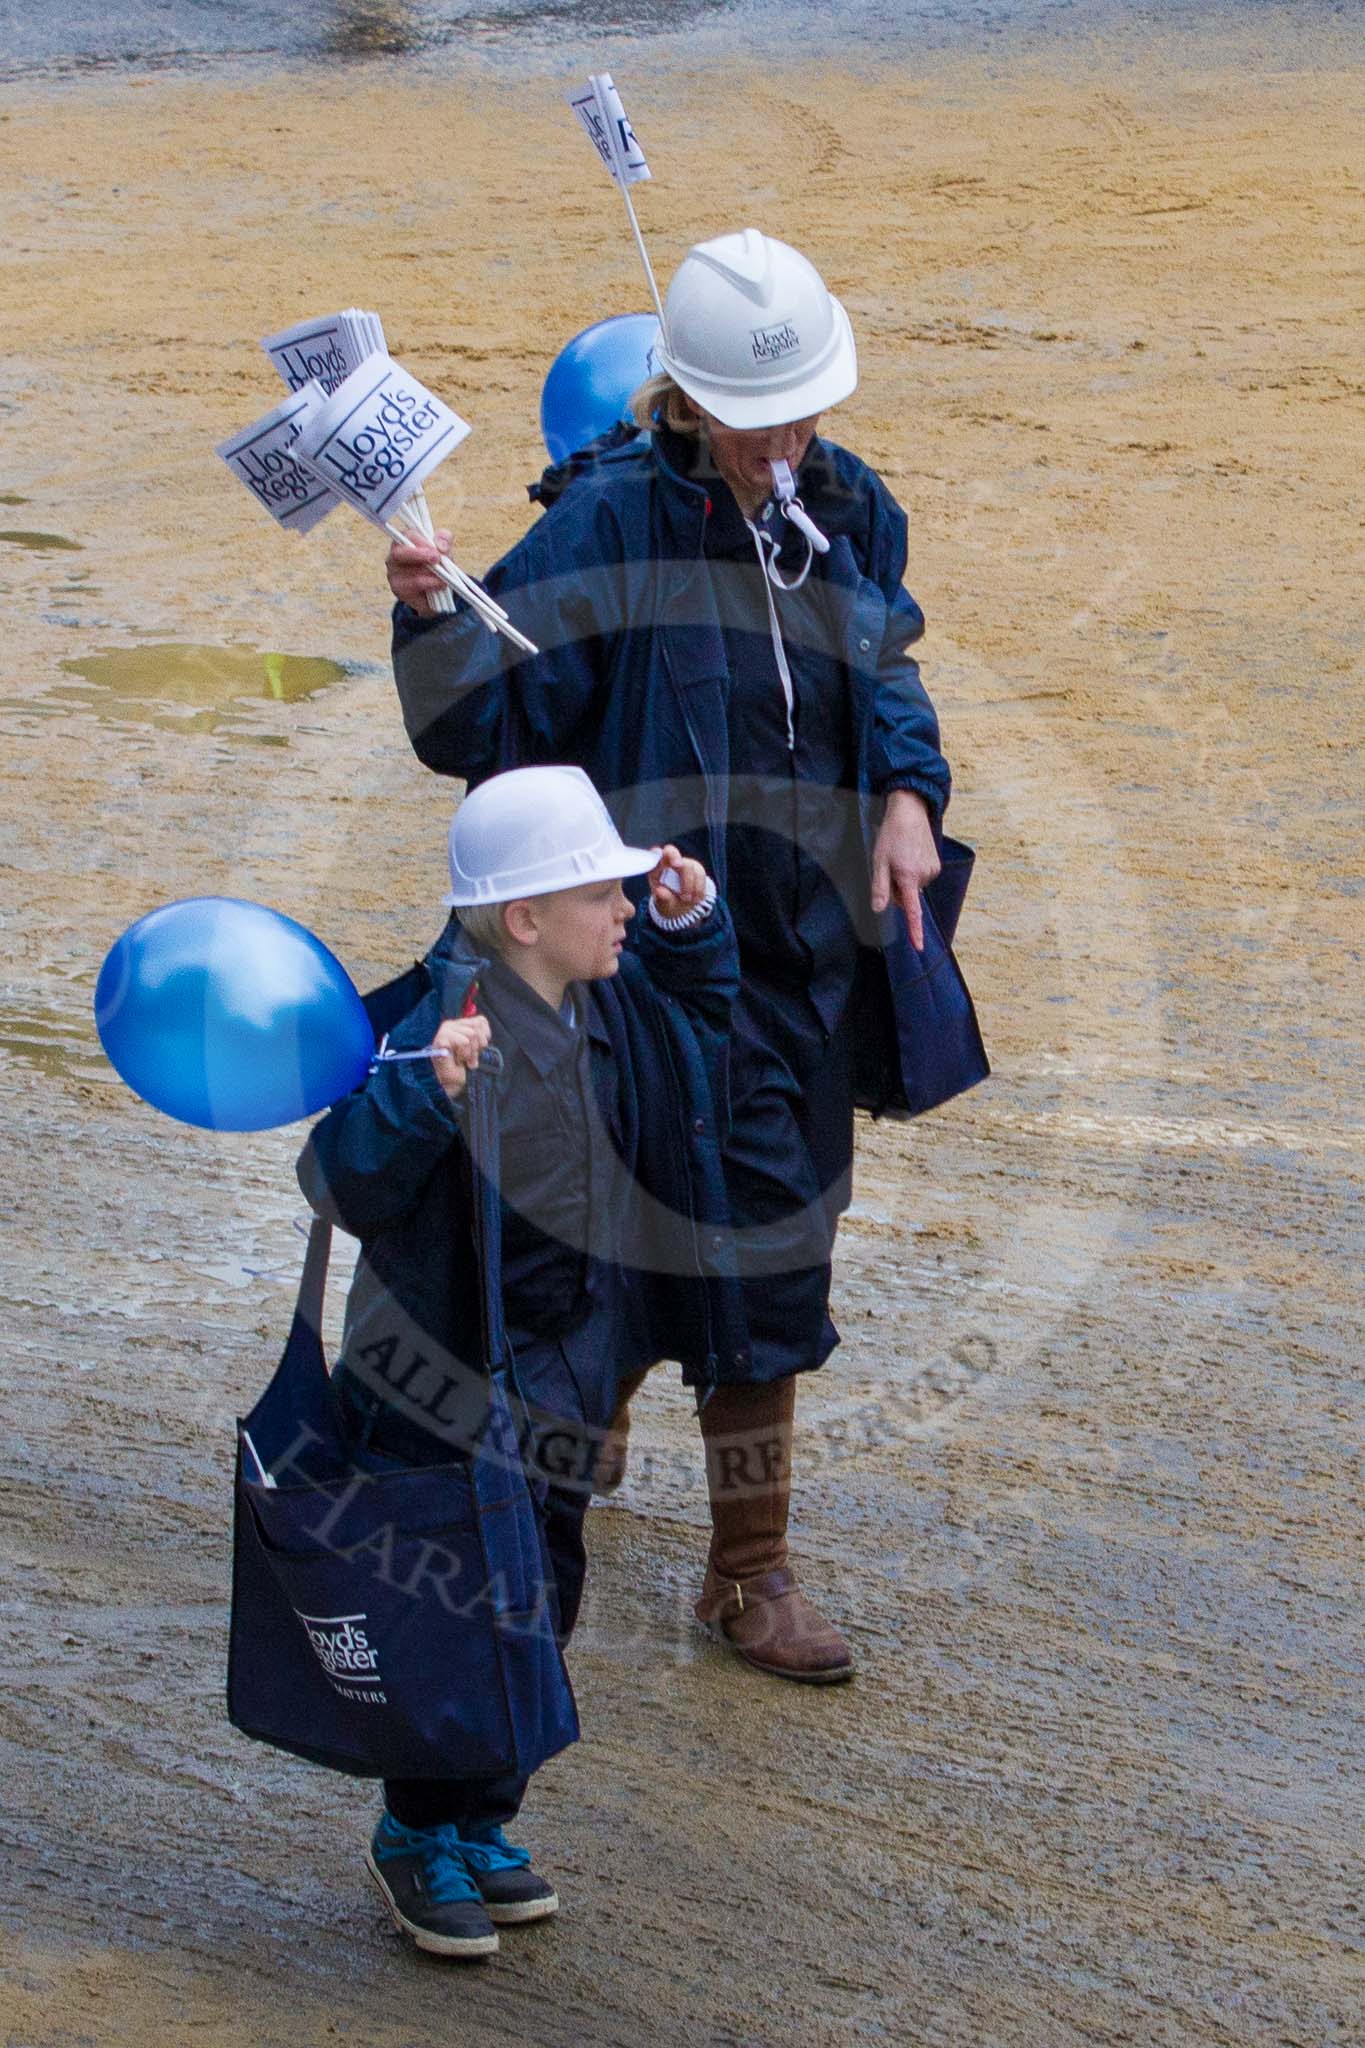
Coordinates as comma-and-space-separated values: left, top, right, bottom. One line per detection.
540, 312, 662, 464
94, 897, 375, 1131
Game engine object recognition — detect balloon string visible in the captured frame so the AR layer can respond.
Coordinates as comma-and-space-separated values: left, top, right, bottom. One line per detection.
373, 993, 480, 1064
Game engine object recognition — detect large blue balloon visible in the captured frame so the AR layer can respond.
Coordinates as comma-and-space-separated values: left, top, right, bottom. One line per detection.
94, 897, 375, 1131
540, 312, 661, 464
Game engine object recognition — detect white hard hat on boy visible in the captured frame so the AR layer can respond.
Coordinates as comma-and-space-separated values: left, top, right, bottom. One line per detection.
654, 228, 858, 431
445, 764, 659, 907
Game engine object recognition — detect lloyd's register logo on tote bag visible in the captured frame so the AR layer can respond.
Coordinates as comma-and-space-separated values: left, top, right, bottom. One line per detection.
296, 1610, 388, 1705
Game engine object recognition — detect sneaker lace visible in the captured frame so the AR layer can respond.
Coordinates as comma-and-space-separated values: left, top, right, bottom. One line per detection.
377, 1816, 481, 1904
457, 1824, 531, 1875
423, 1829, 484, 1904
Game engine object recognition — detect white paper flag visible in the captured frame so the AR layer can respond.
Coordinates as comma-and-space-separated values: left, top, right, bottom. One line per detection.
290, 355, 471, 526
568, 74, 651, 187
261, 309, 389, 396
216, 388, 338, 535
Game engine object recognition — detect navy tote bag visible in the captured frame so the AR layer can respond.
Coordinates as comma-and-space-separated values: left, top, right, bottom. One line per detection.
852, 834, 991, 1119
226, 1060, 580, 1781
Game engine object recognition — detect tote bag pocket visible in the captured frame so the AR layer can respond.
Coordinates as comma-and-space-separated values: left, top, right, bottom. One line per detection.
229, 1411, 578, 1780
230, 1453, 561, 1779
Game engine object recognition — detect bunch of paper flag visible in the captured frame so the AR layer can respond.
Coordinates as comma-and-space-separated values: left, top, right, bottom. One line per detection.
216, 76, 669, 659
217, 309, 536, 651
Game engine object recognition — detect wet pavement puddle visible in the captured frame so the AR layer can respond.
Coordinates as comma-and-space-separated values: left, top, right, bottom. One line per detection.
0, 528, 83, 552
0, 642, 348, 740
0, 997, 109, 1085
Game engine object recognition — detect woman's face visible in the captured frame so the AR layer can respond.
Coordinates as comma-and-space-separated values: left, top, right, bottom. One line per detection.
687, 401, 823, 513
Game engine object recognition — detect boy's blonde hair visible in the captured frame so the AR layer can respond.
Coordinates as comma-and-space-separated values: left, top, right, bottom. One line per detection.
629, 370, 702, 438
456, 899, 513, 955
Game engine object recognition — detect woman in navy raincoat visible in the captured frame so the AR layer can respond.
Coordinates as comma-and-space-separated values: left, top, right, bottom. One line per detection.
386, 229, 987, 1682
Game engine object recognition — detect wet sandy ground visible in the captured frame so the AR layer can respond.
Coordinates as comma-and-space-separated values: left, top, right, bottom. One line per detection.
1, 21, 1363, 2046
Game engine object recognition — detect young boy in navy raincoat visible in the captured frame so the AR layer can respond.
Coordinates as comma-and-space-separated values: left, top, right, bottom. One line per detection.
297, 765, 740, 1959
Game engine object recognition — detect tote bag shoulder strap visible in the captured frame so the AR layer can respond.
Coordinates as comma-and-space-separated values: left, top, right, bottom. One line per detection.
297, 1214, 333, 1336
240, 1215, 336, 1447
461, 1053, 508, 1376
459, 1053, 546, 1511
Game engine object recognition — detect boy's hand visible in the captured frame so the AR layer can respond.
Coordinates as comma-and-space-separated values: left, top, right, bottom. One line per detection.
386, 528, 453, 617
429, 1014, 491, 1097
649, 845, 710, 920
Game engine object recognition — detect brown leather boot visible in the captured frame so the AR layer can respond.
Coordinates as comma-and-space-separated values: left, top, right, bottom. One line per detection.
694, 1377, 854, 1684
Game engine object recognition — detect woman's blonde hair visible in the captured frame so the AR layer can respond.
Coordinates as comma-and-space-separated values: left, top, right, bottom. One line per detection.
629, 370, 702, 437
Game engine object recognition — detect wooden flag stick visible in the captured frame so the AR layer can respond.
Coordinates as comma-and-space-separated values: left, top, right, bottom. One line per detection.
620, 180, 666, 333
591, 73, 667, 339
398, 490, 454, 613
384, 520, 538, 655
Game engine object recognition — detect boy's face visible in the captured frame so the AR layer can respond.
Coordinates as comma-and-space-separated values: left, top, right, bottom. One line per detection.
520, 876, 635, 984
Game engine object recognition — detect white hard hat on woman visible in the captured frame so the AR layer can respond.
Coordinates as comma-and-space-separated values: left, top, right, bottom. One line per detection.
654, 228, 858, 430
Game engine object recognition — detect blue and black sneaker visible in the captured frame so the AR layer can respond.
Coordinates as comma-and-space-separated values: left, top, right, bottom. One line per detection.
366, 1812, 499, 1959
458, 1823, 560, 1925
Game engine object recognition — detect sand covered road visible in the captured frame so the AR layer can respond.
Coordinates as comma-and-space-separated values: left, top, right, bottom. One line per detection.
1, 20, 1362, 2045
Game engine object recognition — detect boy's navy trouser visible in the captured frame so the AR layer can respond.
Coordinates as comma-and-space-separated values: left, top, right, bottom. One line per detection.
345, 1313, 616, 1835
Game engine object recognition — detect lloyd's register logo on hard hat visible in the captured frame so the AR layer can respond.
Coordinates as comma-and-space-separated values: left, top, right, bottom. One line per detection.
751, 320, 802, 365
295, 1609, 389, 1704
